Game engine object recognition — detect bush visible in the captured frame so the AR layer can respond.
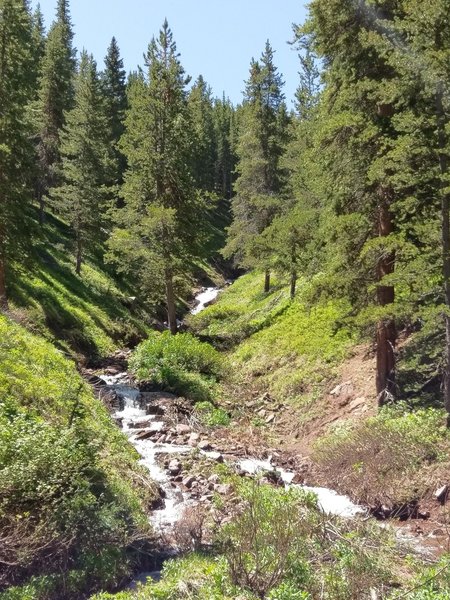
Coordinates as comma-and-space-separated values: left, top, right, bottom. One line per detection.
130, 332, 224, 401
0, 317, 154, 598
195, 401, 231, 427
314, 404, 449, 505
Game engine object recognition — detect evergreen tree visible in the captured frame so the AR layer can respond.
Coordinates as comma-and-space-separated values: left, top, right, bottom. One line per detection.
30, 3, 46, 94
188, 75, 216, 192
212, 95, 236, 199
224, 41, 289, 292
35, 0, 76, 224
101, 37, 127, 188
0, 0, 34, 308
108, 21, 209, 333
50, 51, 110, 275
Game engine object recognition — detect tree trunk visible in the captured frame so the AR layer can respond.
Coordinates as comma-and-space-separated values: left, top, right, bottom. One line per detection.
165, 268, 178, 335
0, 252, 7, 310
290, 270, 297, 300
436, 82, 450, 421
376, 192, 396, 406
75, 233, 82, 275
264, 269, 270, 293
38, 187, 46, 226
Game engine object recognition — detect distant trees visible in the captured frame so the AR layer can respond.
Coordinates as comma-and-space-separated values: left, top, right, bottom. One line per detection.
224, 41, 289, 293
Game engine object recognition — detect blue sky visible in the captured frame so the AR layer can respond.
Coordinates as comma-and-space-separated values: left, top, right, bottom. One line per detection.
32, 0, 309, 106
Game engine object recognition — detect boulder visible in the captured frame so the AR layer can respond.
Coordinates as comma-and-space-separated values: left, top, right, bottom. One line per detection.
435, 485, 449, 504
168, 459, 181, 475
182, 476, 196, 489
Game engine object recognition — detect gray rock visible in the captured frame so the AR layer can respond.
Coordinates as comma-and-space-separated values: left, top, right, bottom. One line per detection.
435, 485, 449, 503
208, 474, 220, 484
198, 440, 212, 451
188, 432, 200, 446
182, 476, 196, 488
214, 483, 233, 495
168, 459, 181, 475
176, 423, 192, 435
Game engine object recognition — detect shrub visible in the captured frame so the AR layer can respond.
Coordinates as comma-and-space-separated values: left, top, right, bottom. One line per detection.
314, 404, 449, 505
220, 482, 318, 599
130, 332, 224, 401
195, 401, 231, 427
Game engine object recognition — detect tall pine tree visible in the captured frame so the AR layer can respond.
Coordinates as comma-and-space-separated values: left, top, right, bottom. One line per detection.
0, 0, 34, 308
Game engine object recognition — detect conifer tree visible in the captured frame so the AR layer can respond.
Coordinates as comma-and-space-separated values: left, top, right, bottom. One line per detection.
0, 0, 34, 308
188, 75, 216, 192
108, 21, 209, 333
101, 37, 127, 188
35, 0, 76, 224
50, 51, 110, 275
30, 3, 46, 94
213, 95, 236, 199
224, 41, 289, 292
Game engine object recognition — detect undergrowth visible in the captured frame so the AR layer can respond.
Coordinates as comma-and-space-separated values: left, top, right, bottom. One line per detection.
0, 316, 156, 599
130, 331, 225, 402
314, 404, 450, 506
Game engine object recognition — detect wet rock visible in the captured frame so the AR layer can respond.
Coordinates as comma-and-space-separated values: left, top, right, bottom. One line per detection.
146, 404, 165, 416
435, 485, 449, 504
168, 459, 182, 475
176, 424, 192, 435
198, 440, 212, 451
129, 418, 154, 429
182, 476, 196, 489
113, 416, 123, 428
135, 430, 156, 441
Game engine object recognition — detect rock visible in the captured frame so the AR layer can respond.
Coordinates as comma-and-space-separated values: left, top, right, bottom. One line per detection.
207, 451, 224, 463
208, 474, 220, 484
176, 423, 192, 435
113, 416, 123, 428
198, 440, 212, 451
349, 397, 366, 411
265, 413, 275, 424
330, 381, 353, 397
182, 476, 196, 488
214, 483, 233, 495
188, 432, 200, 446
129, 418, 154, 429
257, 409, 266, 418
435, 485, 449, 504
168, 459, 181, 475
135, 430, 156, 441
146, 404, 165, 416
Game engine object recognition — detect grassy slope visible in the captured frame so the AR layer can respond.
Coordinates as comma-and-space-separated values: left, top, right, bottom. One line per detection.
188, 271, 450, 509
8, 213, 150, 359
0, 315, 157, 599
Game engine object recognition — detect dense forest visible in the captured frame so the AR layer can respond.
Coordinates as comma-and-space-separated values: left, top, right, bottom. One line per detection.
2, 0, 450, 598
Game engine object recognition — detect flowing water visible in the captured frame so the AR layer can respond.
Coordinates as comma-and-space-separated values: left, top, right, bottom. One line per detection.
190, 287, 221, 315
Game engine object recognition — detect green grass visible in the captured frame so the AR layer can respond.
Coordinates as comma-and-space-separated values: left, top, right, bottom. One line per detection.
9, 213, 150, 359
189, 271, 356, 403
0, 316, 156, 599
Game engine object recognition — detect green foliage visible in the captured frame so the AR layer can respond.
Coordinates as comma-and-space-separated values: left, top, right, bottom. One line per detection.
195, 401, 231, 427
314, 404, 450, 505
0, 316, 154, 597
130, 331, 224, 401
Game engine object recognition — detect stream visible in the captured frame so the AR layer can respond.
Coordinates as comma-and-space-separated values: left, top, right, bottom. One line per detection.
98, 286, 367, 588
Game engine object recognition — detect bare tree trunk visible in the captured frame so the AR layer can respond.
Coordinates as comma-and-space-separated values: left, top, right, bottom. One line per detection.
376, 193, 396, 406
0, 251, 7, 310
75, 233, 82, 275
165, 268, 178, 335
436, 82, 450, 422
290, 270, 297, 300
264, 269, 270, 293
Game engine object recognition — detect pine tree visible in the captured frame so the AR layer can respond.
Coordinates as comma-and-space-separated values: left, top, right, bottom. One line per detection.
212, 95, 236, 199
50, 51, 110, 275
30, 3, 46, 94
35, 0, 76, 224
101, 37, 127, 188
224, 41, 289, 292
108, 21, 209, 333
0, 0, 34, 308
188, 75, 216, 192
